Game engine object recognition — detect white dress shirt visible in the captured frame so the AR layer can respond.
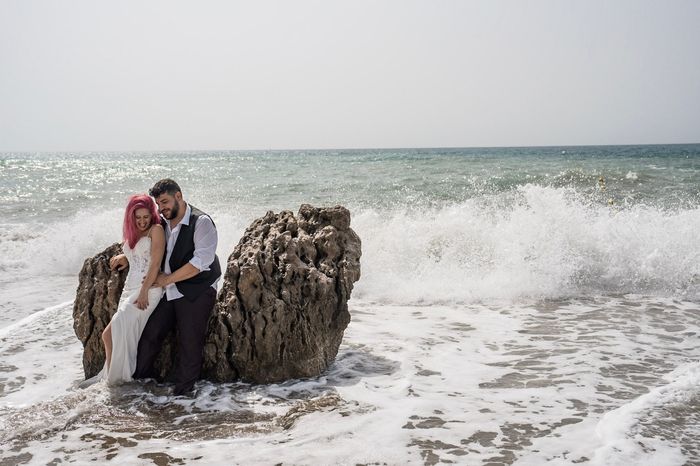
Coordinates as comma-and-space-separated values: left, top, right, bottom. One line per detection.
163, 203, 219, 301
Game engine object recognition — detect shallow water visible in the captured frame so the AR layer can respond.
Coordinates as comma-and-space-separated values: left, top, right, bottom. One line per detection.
1, 297, 698, 465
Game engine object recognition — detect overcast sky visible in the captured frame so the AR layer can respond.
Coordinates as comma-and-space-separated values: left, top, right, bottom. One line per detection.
1, 0, 699, 151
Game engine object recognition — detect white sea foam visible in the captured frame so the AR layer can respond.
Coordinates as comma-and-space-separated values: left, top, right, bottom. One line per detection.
0, 302, 83, 408
591, 360, 700, 465
0, 300, 73, 339
0, 209, 122, 280
353, 185, 700, 304
0, 208, 251, 279
2, 297, 698, 464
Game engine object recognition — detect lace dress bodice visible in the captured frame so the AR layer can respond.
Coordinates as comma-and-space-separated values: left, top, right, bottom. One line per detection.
123, 236, 152, 292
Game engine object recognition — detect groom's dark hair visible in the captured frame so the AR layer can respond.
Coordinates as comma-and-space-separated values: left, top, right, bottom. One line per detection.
149, 179, 182, 198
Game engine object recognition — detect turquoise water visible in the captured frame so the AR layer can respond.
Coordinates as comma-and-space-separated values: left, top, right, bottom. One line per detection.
2, 144, 698, 222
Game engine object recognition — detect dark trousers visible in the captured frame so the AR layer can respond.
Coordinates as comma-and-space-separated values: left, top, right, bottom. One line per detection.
133, 287, 216, 395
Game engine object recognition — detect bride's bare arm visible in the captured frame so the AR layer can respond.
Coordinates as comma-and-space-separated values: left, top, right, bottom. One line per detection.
135, 225, 166, 309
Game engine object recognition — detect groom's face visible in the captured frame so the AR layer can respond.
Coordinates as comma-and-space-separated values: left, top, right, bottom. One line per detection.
155, 192, 181, 220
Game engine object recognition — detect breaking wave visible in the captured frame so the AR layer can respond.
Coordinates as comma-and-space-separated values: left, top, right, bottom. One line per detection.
1, 185, 698, 303
352, 184, 700, 303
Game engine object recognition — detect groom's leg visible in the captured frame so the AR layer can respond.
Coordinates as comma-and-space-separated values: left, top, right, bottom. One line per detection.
172, 287, 217, 395
133, 296, 175, 380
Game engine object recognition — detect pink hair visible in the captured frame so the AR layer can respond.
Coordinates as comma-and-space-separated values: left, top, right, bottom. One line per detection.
122, 194, 160, 249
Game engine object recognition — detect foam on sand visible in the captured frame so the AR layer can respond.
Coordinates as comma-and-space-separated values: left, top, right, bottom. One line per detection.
2, 297, 699, 464
591, 360, 700, 465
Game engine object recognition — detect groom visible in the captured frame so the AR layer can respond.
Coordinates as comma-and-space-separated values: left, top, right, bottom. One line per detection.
133, 178, 221, 395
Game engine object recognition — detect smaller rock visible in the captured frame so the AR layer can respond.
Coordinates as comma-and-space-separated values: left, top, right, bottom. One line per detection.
73, 242, 128, 378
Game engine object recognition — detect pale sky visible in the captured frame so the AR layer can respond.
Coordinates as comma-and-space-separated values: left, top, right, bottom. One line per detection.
1, 0, 699, 151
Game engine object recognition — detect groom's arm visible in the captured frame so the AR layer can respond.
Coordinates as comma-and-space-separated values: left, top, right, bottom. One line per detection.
154, 216, 218, 287
156, 263, 199, 286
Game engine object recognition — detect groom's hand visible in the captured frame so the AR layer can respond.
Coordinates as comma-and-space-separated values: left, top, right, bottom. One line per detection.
153, 272, 170, 288
110, 254, 128, 271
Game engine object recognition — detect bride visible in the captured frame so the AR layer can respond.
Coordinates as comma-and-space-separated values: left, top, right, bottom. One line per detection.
100, 194, 165, 385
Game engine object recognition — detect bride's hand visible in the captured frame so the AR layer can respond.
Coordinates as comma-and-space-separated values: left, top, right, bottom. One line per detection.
135, 291, 149, 310
110, 254, 128, 271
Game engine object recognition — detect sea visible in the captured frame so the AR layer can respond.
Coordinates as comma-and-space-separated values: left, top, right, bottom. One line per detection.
0, 145, 699, 465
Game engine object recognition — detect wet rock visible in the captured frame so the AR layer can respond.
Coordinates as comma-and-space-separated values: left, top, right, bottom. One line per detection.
73, 205, 362, 384
202, 204, 362, 383
73, 242, 128, 378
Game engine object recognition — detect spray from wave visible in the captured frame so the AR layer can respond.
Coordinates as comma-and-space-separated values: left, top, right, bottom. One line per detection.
352, 184, 700, 303
1, 185, 698, 304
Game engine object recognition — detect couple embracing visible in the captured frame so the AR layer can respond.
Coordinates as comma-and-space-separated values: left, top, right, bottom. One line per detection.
98, 178, 221, 396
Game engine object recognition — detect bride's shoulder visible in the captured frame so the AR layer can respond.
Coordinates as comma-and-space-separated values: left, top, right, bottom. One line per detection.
148, 224, 165, 239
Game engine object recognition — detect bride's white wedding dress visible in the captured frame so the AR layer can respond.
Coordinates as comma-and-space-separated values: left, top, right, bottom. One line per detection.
98, 235, 163, 385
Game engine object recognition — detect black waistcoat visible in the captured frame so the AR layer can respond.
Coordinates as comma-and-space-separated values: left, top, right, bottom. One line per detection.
161, 205, 222, 301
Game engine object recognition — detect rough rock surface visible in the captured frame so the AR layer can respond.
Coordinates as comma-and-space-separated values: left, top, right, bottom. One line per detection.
73, 204, 362, 384
73, 242, 128, 378
203, 204, 362, 383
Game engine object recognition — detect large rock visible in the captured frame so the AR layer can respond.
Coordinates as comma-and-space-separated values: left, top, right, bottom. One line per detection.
73, 205, 362, 384
203, 204, 362, 383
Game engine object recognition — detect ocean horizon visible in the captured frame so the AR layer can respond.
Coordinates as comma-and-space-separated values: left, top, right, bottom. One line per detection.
4, 141, 700, 154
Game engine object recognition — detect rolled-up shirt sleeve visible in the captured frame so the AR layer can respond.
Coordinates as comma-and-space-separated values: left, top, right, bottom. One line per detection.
189, 215, 218, 272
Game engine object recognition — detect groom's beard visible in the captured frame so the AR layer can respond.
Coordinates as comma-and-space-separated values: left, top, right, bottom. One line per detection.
162, 202, 180, 220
